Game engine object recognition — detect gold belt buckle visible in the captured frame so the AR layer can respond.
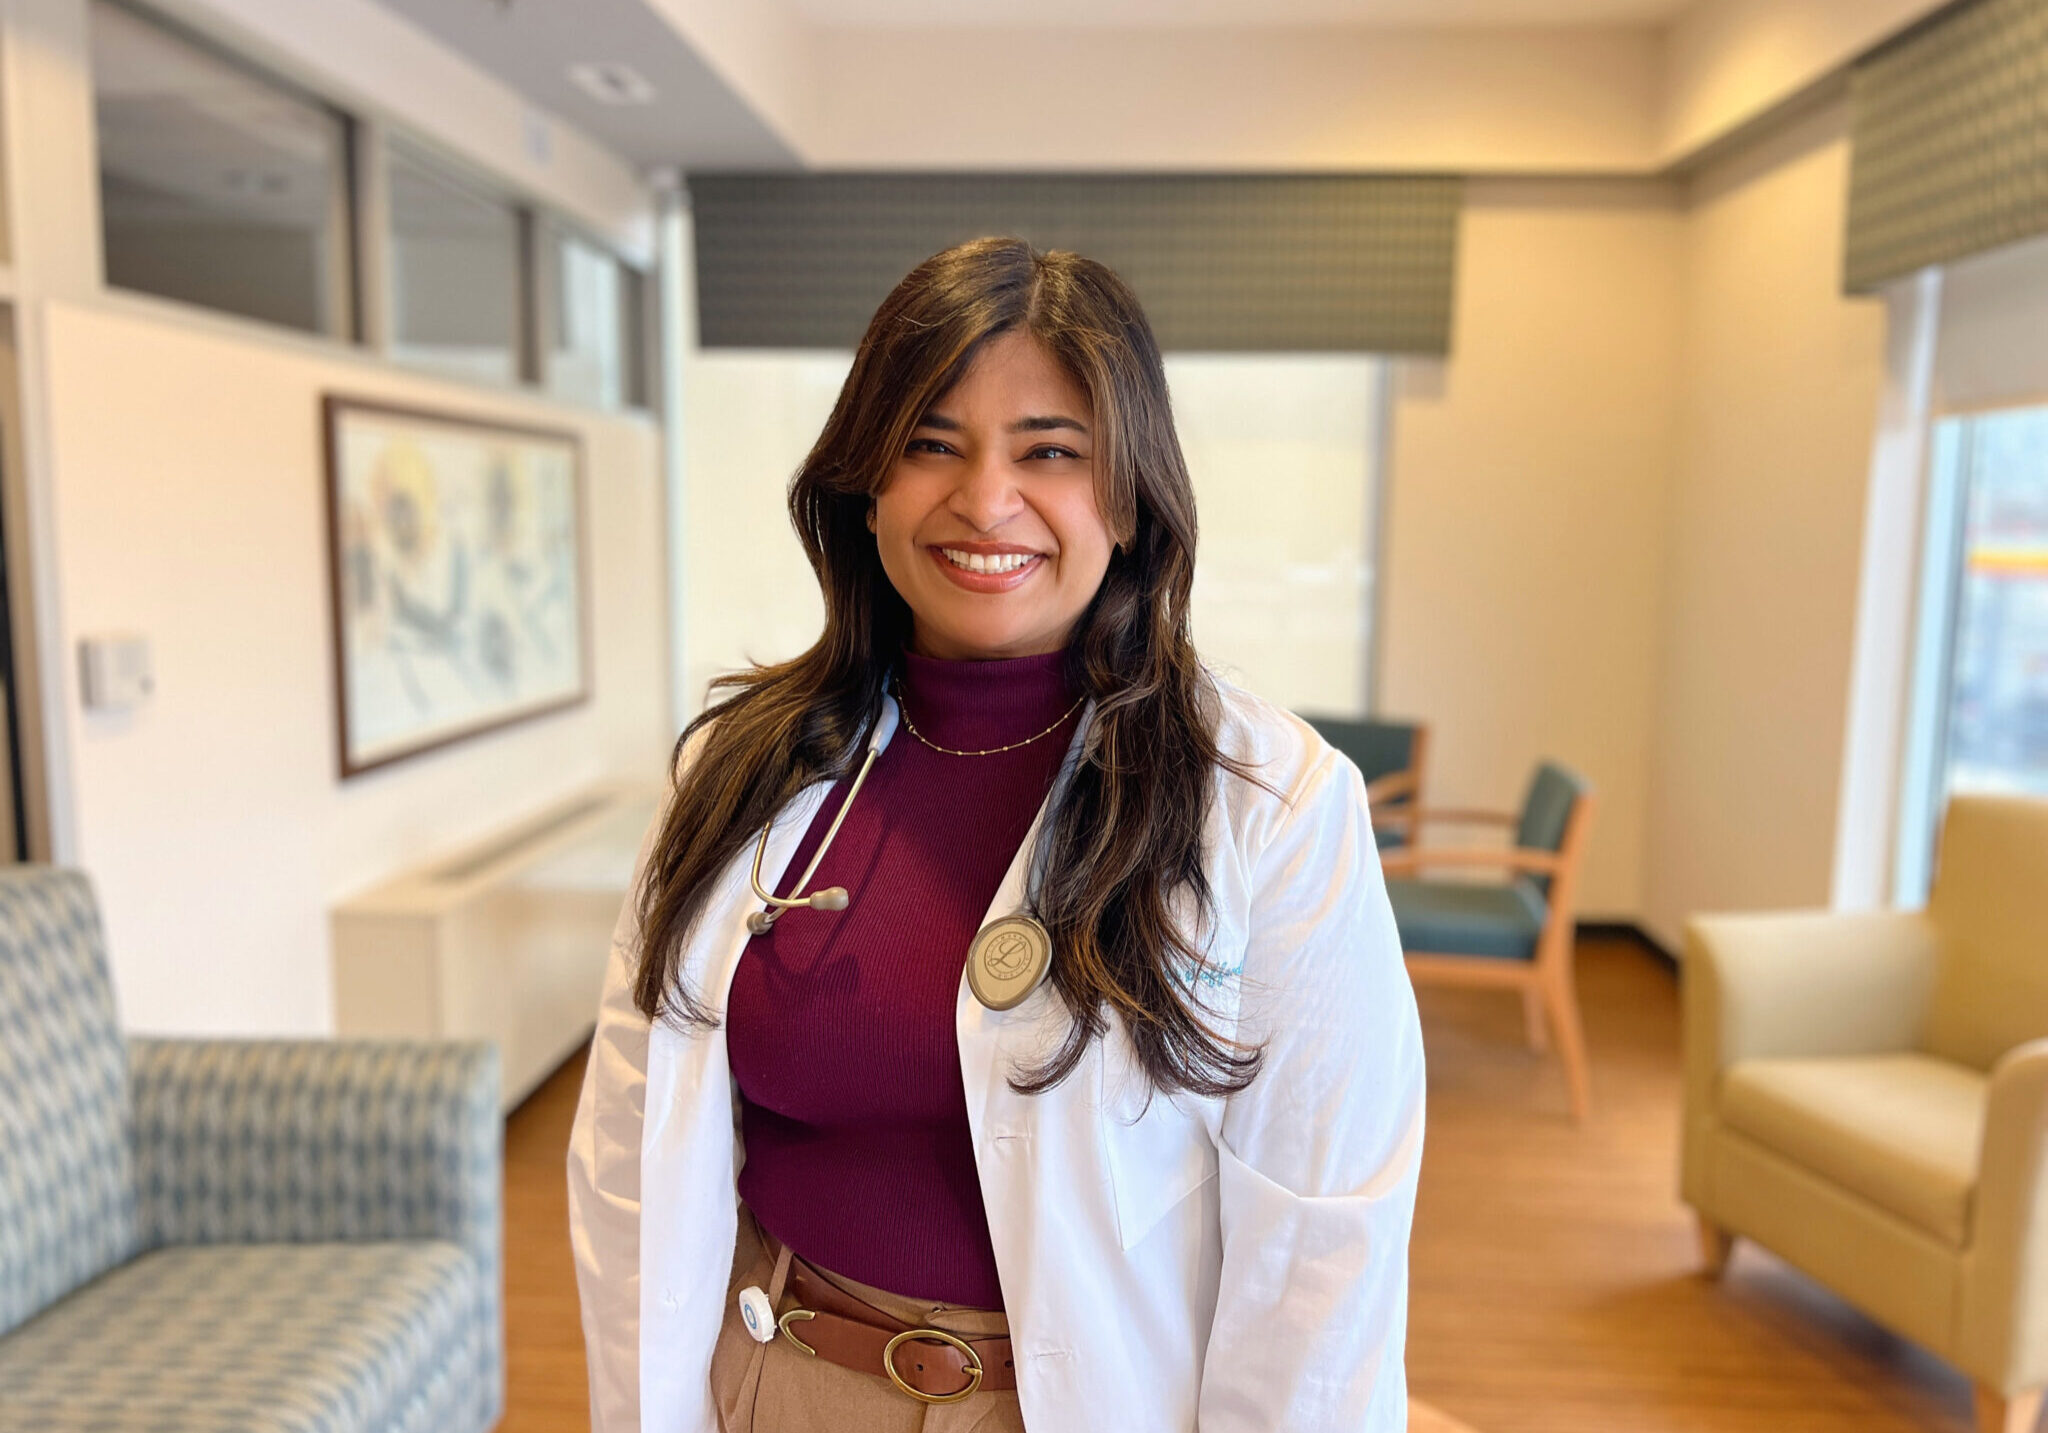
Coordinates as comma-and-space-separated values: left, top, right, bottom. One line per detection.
883, 1327, 983, 1404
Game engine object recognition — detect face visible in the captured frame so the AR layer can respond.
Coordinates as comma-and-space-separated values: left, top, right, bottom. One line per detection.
871, 330, 1115, 660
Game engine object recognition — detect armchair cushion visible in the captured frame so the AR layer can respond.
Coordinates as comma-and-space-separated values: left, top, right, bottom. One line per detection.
0, 1240, 491, 1432
1386, 876, 1545, 961
1720, 1052, 1986, 1245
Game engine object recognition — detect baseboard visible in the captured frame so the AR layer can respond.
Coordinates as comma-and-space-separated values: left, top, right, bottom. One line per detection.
1576, 919, 1677, 970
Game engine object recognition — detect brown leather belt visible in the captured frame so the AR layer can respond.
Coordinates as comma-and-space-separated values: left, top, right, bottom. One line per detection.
766, 1239, 1017, 1403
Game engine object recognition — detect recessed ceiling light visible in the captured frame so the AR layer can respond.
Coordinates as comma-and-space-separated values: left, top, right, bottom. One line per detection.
568, 62, 656, 106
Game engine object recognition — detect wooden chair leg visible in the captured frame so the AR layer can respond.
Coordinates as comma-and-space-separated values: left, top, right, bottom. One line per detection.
1521, 985, 1550, 1053
1544, 970, 1591, 1123
1976, 1385, 2046, 1433
1696, 1214, 1735, 1278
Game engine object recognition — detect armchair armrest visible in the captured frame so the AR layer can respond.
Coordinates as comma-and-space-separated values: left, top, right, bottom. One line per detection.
1680, 909, 1937, 1211
1684, 909, 1938, 1072
1959, 1038, 2048, 1390
1363, 770, 1418, 806
1378, 847, 1561, 878
127, 1037, 500, 1273
1371, 807, 1518, 831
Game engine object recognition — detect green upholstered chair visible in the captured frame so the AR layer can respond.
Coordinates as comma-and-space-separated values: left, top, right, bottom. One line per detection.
1301, 716, 1430, 849
1379, 762, 1597, 1121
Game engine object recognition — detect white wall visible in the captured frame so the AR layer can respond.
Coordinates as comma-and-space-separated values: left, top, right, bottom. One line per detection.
807, 26, 1662, 173
1640, 99, 1888, 949
41, 297, 668, 1036
1381, 179, 1683, 921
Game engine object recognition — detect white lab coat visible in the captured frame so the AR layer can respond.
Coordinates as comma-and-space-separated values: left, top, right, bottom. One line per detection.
567, 673, 1426, 1433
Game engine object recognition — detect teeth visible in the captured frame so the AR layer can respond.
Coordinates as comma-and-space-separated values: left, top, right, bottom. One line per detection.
940, 548, 1036, 574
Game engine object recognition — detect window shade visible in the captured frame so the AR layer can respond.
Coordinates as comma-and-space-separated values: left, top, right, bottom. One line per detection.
688, 173, 1461, 354
1845, 0, 2048, 293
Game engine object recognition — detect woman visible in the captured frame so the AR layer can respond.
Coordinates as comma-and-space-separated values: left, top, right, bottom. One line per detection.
568, 237, 1424, 1432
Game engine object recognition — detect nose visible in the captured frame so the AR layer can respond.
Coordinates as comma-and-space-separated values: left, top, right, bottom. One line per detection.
946, 447, 1025, 533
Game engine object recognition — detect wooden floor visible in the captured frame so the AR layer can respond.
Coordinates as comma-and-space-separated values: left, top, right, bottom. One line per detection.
501, 935, 1983, 1432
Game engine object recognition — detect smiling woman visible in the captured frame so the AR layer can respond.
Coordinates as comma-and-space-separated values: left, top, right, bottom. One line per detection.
870, 330, 1114, 659
569, 237, 1424, 1433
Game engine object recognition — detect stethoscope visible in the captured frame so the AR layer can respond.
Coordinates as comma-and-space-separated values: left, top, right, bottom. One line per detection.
742, 680, 1059, 1012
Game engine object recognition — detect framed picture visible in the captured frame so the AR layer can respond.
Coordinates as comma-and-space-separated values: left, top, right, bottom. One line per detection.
322, 395, 590, 778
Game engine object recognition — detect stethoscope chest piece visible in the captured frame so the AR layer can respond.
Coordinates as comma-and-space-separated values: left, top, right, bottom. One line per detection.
966, 914, 1054, 1012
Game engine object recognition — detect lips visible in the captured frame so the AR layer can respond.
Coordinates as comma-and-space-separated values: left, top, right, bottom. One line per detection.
926, 545, 1046, 593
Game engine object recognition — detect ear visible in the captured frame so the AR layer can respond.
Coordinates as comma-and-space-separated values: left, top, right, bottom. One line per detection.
865, 502, 878, 533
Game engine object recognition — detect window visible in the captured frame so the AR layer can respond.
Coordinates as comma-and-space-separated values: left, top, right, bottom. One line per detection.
1170, 355, 1386, 716
88, 2, 655, 413
1898, 403, 2048, 898
91, 0, 354, 337
386, 139, 523, 384
543, 223, 649, 410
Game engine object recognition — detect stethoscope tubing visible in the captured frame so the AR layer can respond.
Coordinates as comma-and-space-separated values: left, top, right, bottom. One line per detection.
745, 700, 888, 933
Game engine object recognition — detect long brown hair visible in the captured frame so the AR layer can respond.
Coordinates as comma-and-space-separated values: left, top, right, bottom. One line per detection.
635, 236, 1269, 1098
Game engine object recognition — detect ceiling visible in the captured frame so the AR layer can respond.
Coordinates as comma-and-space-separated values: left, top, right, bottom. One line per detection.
782, 0, 1694, 25
366, 0, 1704, 176
367, 0, 799, 170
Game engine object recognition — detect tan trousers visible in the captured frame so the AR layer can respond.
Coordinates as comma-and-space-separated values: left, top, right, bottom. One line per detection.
709, 1204, 1029, 1432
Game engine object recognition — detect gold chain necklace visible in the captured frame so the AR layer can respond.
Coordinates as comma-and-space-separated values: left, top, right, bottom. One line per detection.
893, 676, 1085, 757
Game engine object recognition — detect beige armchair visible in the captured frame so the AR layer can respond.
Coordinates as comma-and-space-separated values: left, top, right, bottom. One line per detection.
1681, 794, 2048, 1433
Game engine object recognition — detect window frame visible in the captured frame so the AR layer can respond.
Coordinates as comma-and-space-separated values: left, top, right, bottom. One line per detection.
86, 0, 657, 417
89, 0, 362, 343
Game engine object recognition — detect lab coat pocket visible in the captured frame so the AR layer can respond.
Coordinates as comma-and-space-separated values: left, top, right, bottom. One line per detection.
1098, 1033, 1219, 1252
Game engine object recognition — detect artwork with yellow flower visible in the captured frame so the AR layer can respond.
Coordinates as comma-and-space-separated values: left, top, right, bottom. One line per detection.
323, 396, 587, 777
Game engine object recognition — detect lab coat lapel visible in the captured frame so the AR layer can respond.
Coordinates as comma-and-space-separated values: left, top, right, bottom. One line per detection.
641, 694, 900, 1432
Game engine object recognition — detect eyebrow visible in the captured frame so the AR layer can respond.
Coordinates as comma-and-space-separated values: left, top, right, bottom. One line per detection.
916, 412, 1091, 436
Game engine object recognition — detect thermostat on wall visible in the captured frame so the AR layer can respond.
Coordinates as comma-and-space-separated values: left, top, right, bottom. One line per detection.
78, 633, 153, 712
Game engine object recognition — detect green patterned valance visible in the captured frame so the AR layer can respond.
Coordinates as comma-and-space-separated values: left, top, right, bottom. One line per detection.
1845, 0, 2048, 292
688, 173, 1461, 354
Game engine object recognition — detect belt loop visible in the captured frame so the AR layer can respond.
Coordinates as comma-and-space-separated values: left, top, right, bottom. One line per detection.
762, 1218, 796, 1306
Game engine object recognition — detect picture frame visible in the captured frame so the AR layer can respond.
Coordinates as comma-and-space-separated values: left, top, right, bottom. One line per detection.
322, 395, 590, 779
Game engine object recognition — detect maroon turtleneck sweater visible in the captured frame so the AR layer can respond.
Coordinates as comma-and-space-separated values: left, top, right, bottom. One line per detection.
725, 646, 1083, 1308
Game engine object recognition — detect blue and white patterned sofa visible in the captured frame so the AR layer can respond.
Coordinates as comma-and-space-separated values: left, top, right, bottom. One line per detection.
0, 866, 504, 1432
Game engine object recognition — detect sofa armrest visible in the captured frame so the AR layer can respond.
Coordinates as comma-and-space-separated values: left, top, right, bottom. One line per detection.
127, 1037, 500, 1273
1959, 1038, 2048, 1391
1680, 909, 1937, 1211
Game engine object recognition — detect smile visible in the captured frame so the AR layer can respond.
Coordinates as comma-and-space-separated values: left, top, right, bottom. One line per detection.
938, 547, 1041, 574
925, 545, 1047, 592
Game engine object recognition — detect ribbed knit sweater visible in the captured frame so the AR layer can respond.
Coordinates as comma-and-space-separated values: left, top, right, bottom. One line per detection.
725, 645, 1083, 1308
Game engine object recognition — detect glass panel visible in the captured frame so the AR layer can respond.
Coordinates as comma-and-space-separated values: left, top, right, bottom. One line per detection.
1168, 355, 1383, 716
387, 140, 521, 384
544, 226, 628, 408
91, 0, 352, 337
1900, 400, 2048, 903
1945, 406, 2048, 797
